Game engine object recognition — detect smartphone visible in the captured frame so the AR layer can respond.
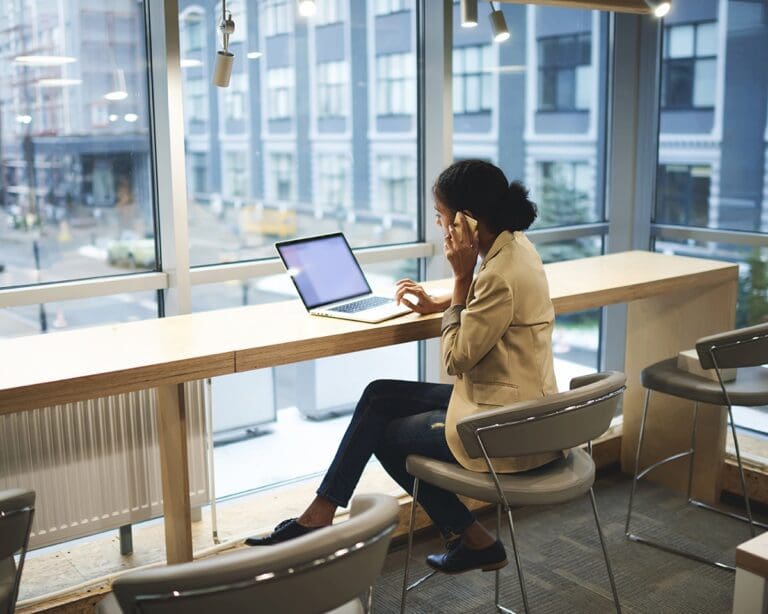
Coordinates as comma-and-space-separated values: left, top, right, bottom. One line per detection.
453, 211, 478, 235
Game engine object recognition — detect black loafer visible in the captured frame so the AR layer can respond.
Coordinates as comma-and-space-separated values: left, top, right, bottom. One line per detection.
245, 518, 321, 546
426, 538, 508, 574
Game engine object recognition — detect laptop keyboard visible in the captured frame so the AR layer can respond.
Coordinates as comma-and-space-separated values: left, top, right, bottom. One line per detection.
330, 296, 393, 313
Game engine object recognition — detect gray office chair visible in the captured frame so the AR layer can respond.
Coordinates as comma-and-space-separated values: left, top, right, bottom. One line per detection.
97, 494, 399, 614
401, 371, 626, 614
626, 322, 768, 570
0, 489, 36, 614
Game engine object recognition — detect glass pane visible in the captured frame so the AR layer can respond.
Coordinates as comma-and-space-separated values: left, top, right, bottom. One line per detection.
453, 5, 608, 229
180, 0, 418, 267
668, 24, 695, 58
0, 291, 158, 338
0, 1, 156, 289
657, 0, 768, 233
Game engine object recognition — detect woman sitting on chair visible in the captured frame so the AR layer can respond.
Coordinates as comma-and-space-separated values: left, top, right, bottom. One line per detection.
247, 159, 559, 574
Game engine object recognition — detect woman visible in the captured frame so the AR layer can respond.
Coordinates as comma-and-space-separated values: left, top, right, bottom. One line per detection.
247, 160, 558, 575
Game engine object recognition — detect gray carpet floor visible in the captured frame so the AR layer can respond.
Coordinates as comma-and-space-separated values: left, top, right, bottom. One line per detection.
372, 470, 757, 613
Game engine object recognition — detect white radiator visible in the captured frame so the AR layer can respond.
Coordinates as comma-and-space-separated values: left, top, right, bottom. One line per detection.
0, 381, 209, 549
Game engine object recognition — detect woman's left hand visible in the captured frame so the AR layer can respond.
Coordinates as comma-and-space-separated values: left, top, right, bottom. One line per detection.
445, 212, 479, 282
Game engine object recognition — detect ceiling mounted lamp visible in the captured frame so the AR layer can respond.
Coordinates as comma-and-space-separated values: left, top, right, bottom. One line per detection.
213, 0, 235, 87
461, 0, 478, 28
489, 3, 510, 43
104, 68, 128, 101
14, 55, 76, 66
644, 0, 671, 17
298, 0, 316, 18
37, 78, 82, 87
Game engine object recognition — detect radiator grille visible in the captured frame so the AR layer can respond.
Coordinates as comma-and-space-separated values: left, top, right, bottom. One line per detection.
0, 381, 209, 548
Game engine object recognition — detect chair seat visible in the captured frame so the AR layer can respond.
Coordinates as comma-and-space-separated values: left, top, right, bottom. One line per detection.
641, 358, 768, 406
406, 447, 595, 507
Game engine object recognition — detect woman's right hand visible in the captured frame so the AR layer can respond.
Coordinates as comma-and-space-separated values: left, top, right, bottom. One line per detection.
394, 279, 450, 314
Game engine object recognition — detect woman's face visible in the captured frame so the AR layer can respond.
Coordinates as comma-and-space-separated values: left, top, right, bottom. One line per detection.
433, 198, 456, 239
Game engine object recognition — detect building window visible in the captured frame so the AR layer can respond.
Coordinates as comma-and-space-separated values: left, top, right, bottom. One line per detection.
263, 0, 291, 36
270, 152, 295, 202
373, 0, 409, 16
316, 0, 345, 25
316, 61, 348, 119
224, 73, 246, 121
376, 53, 415, 116
538, 33, 591, 112
317, 154, 350, 211
223, 151, 249, 198
190, 152, 208, 194
267, 67, 295, 119
182, 10, 204, 51
536, 161, 595, 226
453, 45, 493, 115
186, 78, 208, 122
376, 155, 415, 214
655, 164, 711, 227
662, 21, 717, 110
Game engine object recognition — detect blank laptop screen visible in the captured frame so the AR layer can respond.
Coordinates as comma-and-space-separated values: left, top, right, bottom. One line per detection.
277, 234, 371, 309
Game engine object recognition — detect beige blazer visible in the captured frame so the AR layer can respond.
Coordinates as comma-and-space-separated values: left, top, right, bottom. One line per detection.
442, 230, 560, 473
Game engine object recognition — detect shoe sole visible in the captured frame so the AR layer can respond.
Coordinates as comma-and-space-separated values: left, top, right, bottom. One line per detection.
426, 558, 509, 574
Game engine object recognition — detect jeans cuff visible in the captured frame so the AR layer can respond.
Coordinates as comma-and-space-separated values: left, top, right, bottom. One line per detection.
316, 487, 349, 509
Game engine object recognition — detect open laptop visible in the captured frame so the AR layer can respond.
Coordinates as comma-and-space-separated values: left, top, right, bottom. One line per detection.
275, 232, 412, 323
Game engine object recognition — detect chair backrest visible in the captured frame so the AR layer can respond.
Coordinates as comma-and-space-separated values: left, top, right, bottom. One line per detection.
111, 494, 399, 614
696, 322, 768, 370
457, 371, 626, 460
0, 489, 35, 614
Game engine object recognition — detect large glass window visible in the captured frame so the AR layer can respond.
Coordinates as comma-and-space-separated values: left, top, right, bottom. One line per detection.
538, 33, 592, 112
662, 22, 717, 110
0, 1, 156, 301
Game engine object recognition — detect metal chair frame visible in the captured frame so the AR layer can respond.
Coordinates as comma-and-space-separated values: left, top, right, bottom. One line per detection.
625, 331, 768, 571
401, 388, 624, 614
126, 521, 397, 613
1, 503, 35, 614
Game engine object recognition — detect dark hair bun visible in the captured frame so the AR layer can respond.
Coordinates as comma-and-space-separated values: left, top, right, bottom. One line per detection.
433, 160, 537, 233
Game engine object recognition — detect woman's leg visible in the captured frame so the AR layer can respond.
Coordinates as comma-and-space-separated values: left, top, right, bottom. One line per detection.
305, 380, 453, 524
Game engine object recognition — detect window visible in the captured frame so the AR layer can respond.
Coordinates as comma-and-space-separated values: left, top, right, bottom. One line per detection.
181, 10, 204, 51
538, 33, 591, 111
662, 22, 717, 110
376, 53, 415, 116
535, 161, 597, 227
186, 78, 208, 122
267, 67, 295, 119
316, 61, 348, 118
223, 151, 248, 197
270, 152, 295, 202
374, 0, 409, 16
316, 0, 345, 25
376, 155, 415, 214
224, 73, 247, 122
453, 45, 493, 115
0, 0, 156, 297
316, 154, 350, 211
655, 164, 711, 227
190, 152, 208, 194
263, 0, 291, 36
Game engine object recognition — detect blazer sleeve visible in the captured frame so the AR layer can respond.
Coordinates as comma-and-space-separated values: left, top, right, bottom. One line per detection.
440, 271, 514, 376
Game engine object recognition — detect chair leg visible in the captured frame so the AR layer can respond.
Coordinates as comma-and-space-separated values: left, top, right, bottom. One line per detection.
495, 504, 501, 609
686, 402, 699, 502
625, 388, 651, 537
589, 488, 621, 613
728, 405, 757, 538
504, 507, 530, 614
400, 478, 419, 614
366, 585, 373, 613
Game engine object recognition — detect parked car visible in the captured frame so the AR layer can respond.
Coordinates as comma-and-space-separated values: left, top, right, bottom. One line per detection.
107, 238, 156, 268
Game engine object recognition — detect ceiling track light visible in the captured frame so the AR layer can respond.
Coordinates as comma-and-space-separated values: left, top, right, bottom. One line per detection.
213, 0, 235, 87
104, 68, 128, 101
489, 2, 510, 43
298, 0, 317, 18
644, 0, 671, 18
461, 0, 478, 28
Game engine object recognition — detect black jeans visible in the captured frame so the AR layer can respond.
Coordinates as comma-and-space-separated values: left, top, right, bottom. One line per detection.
317, 379, 476, 537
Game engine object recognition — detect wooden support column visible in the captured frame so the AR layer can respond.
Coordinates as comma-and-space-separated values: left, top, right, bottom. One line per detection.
621, 278, 738, 502
156, 383, 193, 564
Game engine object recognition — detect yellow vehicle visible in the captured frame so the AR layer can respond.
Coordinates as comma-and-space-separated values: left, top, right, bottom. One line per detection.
240, 206, 297, 238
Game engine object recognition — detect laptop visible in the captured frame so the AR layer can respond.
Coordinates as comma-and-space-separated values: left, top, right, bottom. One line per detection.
275, 232, 412, 323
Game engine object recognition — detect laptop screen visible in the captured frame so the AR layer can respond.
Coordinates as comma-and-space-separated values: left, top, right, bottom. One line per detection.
276, 233, 372, 309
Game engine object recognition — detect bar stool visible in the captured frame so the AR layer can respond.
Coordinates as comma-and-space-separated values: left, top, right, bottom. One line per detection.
625, 322, 768, 570
400, 371, 626, 614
